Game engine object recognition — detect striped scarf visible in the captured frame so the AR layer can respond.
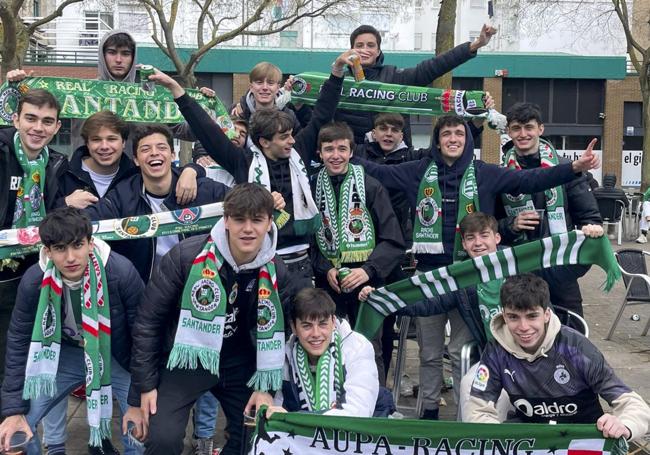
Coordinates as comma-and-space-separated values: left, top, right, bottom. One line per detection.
355, 231, 620, 338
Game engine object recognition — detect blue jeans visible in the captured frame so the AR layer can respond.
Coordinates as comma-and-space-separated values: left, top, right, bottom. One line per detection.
192, 392, 219, 439
41, 398, 68, 446
25, 344, 143, 455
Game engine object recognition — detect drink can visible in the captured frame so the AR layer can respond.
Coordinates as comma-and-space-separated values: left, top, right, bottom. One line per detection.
139, 64, 155, 92
350, 55, 365, 82
631, 314, 641, 321
337, 267, 353, 293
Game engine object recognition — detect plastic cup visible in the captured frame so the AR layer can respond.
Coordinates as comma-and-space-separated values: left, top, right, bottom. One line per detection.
1, 431, 30, 454
533, 209, 546, 239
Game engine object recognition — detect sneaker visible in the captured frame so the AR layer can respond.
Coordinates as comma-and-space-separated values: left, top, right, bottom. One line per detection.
193, 437, 214, 455
88, 439, 120, 455
636, 234, 648, 244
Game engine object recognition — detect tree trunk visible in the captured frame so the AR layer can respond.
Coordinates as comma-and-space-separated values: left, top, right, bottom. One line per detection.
432, 0, 457, 90
641, 75, 650, 191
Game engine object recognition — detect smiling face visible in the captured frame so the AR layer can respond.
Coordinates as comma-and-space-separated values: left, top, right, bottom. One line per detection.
352, 33, 381, 66
249, 78, 281, 108
291, 315, 336, 364
134, 132, 173, 184
461, 228, 500, 259
373, 123, 403, 153
503, 306, 551, 354
85, 126, 125, 174
223, 213, 273, 265
103, 45, 133, 80
507, 120, 544, 156
319, 138, 352, 176
231, 123, 248, 148
438, 124, 466, 166
13, 103, 61, 159
45, 238, 92, 282
259, 129, 295, 160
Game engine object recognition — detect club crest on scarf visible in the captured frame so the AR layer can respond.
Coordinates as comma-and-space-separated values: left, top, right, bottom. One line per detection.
257, 287, 277, 333
173, 207, 201, 225
114, 215, 159, 239
0, 84, 21, 122
191, 270, 221, 313
346, 201, 367, 237
42, 302, 57, 339
417, 188, 439, 227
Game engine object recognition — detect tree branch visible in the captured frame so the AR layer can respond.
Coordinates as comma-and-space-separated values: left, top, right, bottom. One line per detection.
27, 0, 84, 32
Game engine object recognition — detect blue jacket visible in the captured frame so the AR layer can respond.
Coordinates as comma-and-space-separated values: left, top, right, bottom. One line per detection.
1, 251, 144, 417
352, 124, 579, 270
84, 169, 229, 282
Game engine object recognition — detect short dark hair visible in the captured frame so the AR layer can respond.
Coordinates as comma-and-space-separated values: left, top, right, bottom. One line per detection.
102, 32, 136, 55
132, 124, 174, 154
374, 113, 404, 131
506, 102, 544, 127
500, 274, 551, 312
459, 212, 498, 238
317, 122, 355, 151
39, 207, 92, 247
290, 288, 336, 323
81, 111, 129, 144
232, 116, 249, 129
350, 25, 382, 49
17, 89, 61, 119
433, 114, 465, 146
223, 182, 274, 219
249, 109, 294, 149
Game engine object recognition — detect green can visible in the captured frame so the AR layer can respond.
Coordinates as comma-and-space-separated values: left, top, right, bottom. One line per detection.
139, 65, 155, 92
337, 267, 352, 293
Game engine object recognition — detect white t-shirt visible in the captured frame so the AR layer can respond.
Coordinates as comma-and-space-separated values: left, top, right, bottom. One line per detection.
146, 193, 179, 258
81, 161, 118, 198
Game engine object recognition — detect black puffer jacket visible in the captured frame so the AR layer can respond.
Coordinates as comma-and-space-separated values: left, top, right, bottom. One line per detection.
1, 250, 144, 417
335, 42, 475, 147
129, 231, 296, 403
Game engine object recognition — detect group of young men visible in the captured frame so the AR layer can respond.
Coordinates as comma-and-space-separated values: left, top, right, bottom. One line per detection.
0, 22, 648, 455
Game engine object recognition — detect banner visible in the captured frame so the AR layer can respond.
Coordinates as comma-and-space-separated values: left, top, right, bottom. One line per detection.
0, 202, 223, 260
0, 77, 234, 136
249, 409, 628, 455
290, 72, 487, 117
355, 231, 620, 339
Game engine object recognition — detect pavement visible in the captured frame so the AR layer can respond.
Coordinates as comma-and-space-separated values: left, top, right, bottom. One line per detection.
22, 236, 650, 454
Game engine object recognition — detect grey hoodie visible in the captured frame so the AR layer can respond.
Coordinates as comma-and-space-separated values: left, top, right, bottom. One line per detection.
97, 30, 138, 82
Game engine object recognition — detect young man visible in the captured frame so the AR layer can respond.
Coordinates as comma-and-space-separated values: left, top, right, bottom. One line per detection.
268, 288, 379, 417
0, 207, 145, 454
0, 88, 68, 411
129, 183, 296, 455
353, 113, 600, 420
338, 24, 496, 146
498, 103, 602, 317
465, 274, 650, 442
152, 53, 355, 291
84, 124, 229, 283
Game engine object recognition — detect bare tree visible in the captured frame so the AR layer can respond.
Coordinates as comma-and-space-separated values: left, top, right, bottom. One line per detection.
0, 0, 84, 77
137, 0, 394, 88
432, 0, 456, 90
611, 0, 650, 188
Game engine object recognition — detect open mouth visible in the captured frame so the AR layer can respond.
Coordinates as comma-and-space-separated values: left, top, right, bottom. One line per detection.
147, 159, 164, 169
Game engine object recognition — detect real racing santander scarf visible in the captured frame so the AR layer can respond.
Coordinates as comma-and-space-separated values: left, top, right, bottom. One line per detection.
248, 145, 320, 235
24, 248, 112, 447
315, 165, 375, 267
412, 160, 479, 261
167, 236, 285, 392
12, 132, 48, 228
501, 139, 568, 236
355, 230, 621, 338
291, 328, 345, 412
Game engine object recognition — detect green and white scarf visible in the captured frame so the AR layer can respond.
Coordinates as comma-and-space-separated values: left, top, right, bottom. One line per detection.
476, 278, 504, 342
12, 132, 48, 228
248, 145, 320, 234
315, 165, 375, 267
291, 328, 345, 412
356, 230, 621, 338
167, 237, 285, 391
501, 139, 567, 236
24, 248, 112, 447
412, 160, 479, 261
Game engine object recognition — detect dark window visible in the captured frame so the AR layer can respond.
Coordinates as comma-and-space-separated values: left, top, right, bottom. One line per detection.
552, 79, 577, 124
624, 102, 643, 129
622, 136, 643, 150
502, 79, 524, 114
577, 80, 604, 124
33, 0, 40, 16
451, 78, 483, 91
525, 79, 550, 118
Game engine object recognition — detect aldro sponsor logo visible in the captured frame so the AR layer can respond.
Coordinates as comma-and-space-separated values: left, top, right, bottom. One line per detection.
513, 398, 578, 418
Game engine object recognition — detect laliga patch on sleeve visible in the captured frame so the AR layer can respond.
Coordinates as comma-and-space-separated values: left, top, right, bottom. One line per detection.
472, 364, 490, 391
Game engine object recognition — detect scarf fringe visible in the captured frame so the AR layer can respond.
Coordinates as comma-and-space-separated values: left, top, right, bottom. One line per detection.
88, 421, 112, 448
340, 249, 372, 264
274, 209, 291, 229
22, 375, 57, 399
603, 267, 622, 292
247, 368, 283, 392
293, 214, 322, 236
412, 242, 444, 254
167, 345, 221, 375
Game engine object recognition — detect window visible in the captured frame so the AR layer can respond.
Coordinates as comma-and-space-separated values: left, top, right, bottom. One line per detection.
414, 33, 423, 50
119, 12, 149, 32
84, 11, 114, 31
576, 80, 603, 124
470, 0, 484, 8
430, 33, 437, 50
280, 31, 298, 48
33, 0, 40, 16
624, 102, 643, 129
552, 79, 577, 124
